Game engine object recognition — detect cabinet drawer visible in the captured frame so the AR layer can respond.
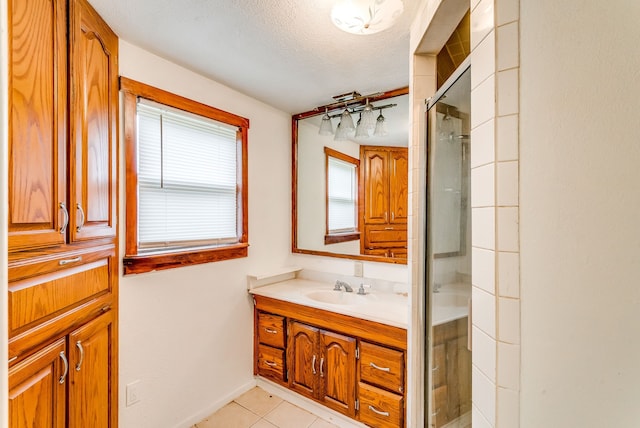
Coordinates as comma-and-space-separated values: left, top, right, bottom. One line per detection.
365, 227, 407, 245
360, 341, 404, 394
9, 255, 112, 336
257, 312, 286, 348
358, 382, 404, 428
257, 344, 285, 382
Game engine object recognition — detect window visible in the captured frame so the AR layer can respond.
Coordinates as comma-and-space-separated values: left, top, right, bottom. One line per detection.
324, 147, 360, 245
121, 78, 249, 274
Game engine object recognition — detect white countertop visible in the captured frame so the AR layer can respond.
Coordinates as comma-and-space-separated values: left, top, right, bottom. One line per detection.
249, 278, 409, 329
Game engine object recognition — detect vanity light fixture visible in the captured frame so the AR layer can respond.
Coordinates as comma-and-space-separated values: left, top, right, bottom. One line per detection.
331, 0, 404, 35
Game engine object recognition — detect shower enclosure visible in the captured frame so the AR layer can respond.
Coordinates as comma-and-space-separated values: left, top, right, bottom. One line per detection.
425, 64, 472, 428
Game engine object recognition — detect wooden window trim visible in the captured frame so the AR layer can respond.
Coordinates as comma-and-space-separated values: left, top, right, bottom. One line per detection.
120, 77, 249, 275
324, 147, 360, 245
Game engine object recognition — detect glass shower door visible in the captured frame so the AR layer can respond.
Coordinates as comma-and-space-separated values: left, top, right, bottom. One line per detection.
426, 66, 472, 428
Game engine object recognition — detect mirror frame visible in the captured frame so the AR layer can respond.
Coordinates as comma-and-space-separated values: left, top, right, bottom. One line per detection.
292, 87, 410, 264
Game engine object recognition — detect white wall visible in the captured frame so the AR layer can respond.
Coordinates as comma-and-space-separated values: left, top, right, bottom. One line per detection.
117, 41, 292, 428
520, 1, 640, 426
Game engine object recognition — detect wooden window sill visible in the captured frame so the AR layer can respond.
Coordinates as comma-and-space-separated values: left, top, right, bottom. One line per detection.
324, 232, 360, 245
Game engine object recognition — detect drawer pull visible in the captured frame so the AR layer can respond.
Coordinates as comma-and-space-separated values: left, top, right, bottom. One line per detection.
368, 405, 390, 417
75, 341, 84, 371
264, 360, 277, 367
264, 328, 278, 334
59, 352, 68, 384
370, 362, 391, 372
101, 305, 111, 312
312, 355, 317, 375
59, 256, 82, 266
385, 227, 393, 230
59, 202, 69, 234
432, 365, 439, 372
8, 356, 18, 364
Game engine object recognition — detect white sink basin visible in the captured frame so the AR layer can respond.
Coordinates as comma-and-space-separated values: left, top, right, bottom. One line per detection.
305, 290, 362, 305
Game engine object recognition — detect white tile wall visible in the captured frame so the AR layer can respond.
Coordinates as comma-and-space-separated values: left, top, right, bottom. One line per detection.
473, 326, 497, 382
471, 75, 496, 129
472, 247, 496, 294
497, 387, 520, 427
472, 365, 497, 426
471, 163, 496, 207
472, 286, 496, 338
497, 69, 519, 116
496, 115, 519, 161
496, 161, 519, 206
497, 251, 520, 298
497, 22, 519, 71
471, 31, 496, 90
497, 342, 520, 390
471, 119, 495, 168
498, 297, 520, 344
497, 207, 519, 251
472, 207, 496, 250
496, 0, 519, 26
473, 404, 494, 428
471, 0, 495, 50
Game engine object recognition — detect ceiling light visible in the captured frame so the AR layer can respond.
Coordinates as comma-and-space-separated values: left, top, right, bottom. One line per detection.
331, 0, 404, 35
374, 110, 388, 136
319, 108, 334, 135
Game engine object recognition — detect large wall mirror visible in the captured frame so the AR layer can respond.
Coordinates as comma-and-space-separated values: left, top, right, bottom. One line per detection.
292, 89, 409, 264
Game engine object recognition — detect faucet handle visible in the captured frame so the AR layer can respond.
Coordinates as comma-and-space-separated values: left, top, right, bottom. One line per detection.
334, 280, 343, 291
357, 284, 370, 295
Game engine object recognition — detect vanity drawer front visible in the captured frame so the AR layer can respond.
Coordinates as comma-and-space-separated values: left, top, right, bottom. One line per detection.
257, 344, 285, 381
358, 382, 404, 428
257, 312, 286, 348
360, 341, 404, 393
365, 226, 407, 246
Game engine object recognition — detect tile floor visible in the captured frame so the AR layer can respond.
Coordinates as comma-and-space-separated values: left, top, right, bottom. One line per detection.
192, 387, 340, 428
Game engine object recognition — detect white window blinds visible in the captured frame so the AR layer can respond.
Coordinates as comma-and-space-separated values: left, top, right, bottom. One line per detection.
327, 156, 357, 233
136, 99, 240, 251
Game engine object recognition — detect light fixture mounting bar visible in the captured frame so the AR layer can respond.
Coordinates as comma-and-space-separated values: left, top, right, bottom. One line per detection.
326, 103, 397, 118
315, 91, 383, 114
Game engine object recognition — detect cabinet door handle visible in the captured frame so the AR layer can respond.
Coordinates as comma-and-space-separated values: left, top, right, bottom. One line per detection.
265, 328, 278, 334
59, 351, 68, 384
60, 202, 69, 234
76, 203, 85, 232
59, 256, 82, 266
370, 362, 391, 372
75, 341, 84, 371
312, 355, 317, 375
264, 360, 277, 367
368, 405, 390, 417
391, 212, 395, 221
320, 357, 324, 378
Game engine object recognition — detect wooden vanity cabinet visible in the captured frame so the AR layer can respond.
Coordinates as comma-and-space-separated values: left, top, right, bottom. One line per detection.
8, 0, 119, 426
289, 322, 356, 417
431, 318, 471, 428
360, 146, 408, 258
253, 296, 407, 427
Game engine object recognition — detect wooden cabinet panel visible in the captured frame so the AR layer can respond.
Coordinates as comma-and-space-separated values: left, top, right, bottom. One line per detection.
257, 312, 286, 349
320, 330, 356, 417
289, 321, 319, 399
9, 339, 66, 428
8, 0, 67, 252
358, 382, 404, 428
362, 150, 389, 224
69, 0, 118, 242
9, 253, 111, 336
257, 344, 286, 382
389, 150, 408, 224
68, 310, 116, 428
360, 341, 404, 394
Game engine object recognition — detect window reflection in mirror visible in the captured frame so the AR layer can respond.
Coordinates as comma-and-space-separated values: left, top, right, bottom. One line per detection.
293, 90, 409, 263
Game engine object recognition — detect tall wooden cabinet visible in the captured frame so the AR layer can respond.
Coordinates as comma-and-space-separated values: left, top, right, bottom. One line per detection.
360, 146, 408, 258
7, 0, 119, 426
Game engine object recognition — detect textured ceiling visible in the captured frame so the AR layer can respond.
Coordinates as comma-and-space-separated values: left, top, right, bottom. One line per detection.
88, 0, 420, 114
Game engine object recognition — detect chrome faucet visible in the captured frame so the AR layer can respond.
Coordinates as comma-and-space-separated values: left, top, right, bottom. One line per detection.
334, 280, 353, 292
433, 282, 442, 293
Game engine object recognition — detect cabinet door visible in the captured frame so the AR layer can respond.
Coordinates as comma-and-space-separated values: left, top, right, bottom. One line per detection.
389, 148, 408, 225
68, 0, 118, 242
9, 339, 67, 428
289, 321, 319, 399
68, 311, 116, 428
361, 148, 389, 224
8, 0, 67, 252
320, 330, 356, 417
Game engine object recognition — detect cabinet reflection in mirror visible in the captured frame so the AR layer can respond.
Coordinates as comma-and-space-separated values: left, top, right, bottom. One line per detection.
293, 89, 409, 263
